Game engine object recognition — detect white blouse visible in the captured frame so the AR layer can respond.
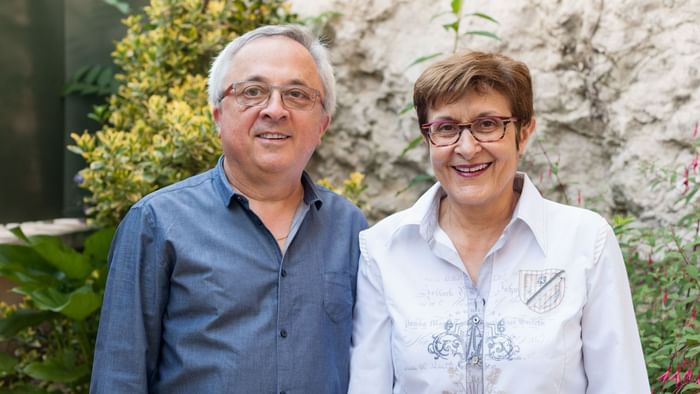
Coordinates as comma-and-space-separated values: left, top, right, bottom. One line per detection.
349, 173, 649, 394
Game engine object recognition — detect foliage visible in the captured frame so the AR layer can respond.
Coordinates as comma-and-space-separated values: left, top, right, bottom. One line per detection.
63, 65, 119, 98
0, 227, 115, 393
616, 138, 700, 392
69, 0, 297, 226
318, 172, 368, 210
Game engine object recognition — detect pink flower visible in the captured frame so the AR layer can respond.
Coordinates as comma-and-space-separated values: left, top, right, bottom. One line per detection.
684, 367, 693, 382
682, 167, 690, 194
670, 369, 680, 385
692, 154, 699, 174
692, 306, 697, 321
658, 367, 671, 382
577, 190, 583, 205
663, 289, 669, 305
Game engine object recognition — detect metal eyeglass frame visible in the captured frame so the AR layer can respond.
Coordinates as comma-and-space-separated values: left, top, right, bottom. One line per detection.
218, 81, 323, 111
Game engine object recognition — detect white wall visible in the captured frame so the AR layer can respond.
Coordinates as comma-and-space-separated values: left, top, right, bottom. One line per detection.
293, 0, 700, 223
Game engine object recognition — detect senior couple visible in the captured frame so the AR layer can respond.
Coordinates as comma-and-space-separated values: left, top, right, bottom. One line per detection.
91, 24, 649, 393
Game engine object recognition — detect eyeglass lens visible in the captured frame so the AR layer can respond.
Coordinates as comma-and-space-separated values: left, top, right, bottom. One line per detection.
234, 82, 319, 111
428, 117, 509, 145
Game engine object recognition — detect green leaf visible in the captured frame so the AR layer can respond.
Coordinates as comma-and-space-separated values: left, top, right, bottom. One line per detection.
0, 352, 18, 374
682, 383, 700, 393
463, 30, 501, 41
405, 52, 443, 69
442, 21, 459, 33
400, 135, 425, 158
22, 352, 89, 383
0, 310, 55, 339
0, 383, 50, 394
450, 0, 462, 16
83, 227, 115, 268
430, 11, 453, 21
0, 243, 56, 275
466, 12, 499, 24
30, 286, 102, 320
687, 264, 699, 278
396, 174, 436, 196
84, 66, 102, 84
9, 227, 30, 244
398, 102, 414, 115
28, 236, 91, 279
97, 67, 114, 88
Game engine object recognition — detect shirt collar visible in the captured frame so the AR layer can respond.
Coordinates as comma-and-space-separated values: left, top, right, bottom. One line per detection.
509, 172, 548, 256
388, 172, 548, 256
213, 155, 323, 210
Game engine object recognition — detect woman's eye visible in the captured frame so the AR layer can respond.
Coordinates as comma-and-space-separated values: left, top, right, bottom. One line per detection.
436, 123, 459, 133
477, 119, 497, 129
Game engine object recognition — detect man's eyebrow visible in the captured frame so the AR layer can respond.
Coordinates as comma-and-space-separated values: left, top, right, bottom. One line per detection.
242, 76, 311, 87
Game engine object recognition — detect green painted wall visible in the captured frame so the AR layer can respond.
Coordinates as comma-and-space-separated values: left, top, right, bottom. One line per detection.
0, 0, 146, 223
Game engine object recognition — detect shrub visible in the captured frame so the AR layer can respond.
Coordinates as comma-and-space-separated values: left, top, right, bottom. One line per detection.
617, 139, 700, 392
0, 227, 115, 393
69, 0, 297, 226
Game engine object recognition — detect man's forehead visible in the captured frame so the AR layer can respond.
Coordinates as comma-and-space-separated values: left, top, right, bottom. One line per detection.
226, 36, 321, 87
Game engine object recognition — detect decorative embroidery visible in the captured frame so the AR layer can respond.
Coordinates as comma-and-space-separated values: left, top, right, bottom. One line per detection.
519, 269, 566, 313
485, 320, 519, 361
427, 317, 520, 367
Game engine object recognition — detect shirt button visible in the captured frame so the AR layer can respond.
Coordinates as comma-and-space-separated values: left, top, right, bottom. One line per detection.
281, 269, 287, 277
472, 316, 480, 324
280, 329, 288, 338
471, 356, 480, 365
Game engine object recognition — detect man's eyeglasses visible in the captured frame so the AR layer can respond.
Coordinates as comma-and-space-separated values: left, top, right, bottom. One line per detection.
420, 116, 518, 147
219, 81, 323, 111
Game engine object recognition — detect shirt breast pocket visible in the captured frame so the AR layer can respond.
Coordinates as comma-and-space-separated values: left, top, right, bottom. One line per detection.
323, 272, 353, 323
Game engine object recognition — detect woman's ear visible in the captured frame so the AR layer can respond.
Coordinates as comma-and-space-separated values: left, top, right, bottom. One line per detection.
517, 117, 536, 156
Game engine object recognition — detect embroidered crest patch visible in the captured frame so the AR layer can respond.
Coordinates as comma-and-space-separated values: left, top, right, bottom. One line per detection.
518, 269, 566, 313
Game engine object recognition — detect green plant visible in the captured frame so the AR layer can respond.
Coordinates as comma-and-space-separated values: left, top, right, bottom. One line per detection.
617, 133, 700, 393
69, 0, 297, 226
0, 227, 115, 393
318, 172, 369, 210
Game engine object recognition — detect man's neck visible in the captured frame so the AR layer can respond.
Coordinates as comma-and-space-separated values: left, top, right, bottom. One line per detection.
223, 158, 305, 243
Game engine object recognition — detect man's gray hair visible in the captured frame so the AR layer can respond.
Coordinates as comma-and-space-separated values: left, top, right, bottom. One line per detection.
208, 24, 336, 116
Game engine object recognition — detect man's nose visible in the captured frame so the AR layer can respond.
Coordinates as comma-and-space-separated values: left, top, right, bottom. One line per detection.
259, 90, 289, 121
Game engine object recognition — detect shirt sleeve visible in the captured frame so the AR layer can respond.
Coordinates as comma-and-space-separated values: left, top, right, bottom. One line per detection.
90, 205, 170, 393
581, 224, 650, 393
349, 245, 394, 393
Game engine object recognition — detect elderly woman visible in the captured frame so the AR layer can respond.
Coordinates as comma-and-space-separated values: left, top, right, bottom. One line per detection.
348, 52, 649, 393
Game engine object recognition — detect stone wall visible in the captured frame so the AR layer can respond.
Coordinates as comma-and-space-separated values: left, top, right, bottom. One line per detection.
292, 0, 700, 223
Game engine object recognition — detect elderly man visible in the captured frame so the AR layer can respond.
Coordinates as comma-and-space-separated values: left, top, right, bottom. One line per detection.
91, 24, 367, 393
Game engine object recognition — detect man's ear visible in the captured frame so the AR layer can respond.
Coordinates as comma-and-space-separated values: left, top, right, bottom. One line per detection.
212, 106, 222, 135
318, 112, 331, 141
518, 117, 536, 156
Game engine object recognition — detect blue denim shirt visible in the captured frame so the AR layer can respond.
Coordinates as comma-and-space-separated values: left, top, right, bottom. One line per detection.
91, 157, 367, 393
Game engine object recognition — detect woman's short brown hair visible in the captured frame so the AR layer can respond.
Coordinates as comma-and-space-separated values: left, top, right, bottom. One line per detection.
413, 51, 534, 139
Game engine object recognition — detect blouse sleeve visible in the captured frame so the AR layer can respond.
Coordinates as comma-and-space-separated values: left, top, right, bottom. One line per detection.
581, 224, 650, 393
349, 245, 394, 393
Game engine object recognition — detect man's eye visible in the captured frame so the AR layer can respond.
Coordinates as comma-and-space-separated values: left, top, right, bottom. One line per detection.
436, 123, 459, 133
242, 86, 266, 97
285, 88, 311, 100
